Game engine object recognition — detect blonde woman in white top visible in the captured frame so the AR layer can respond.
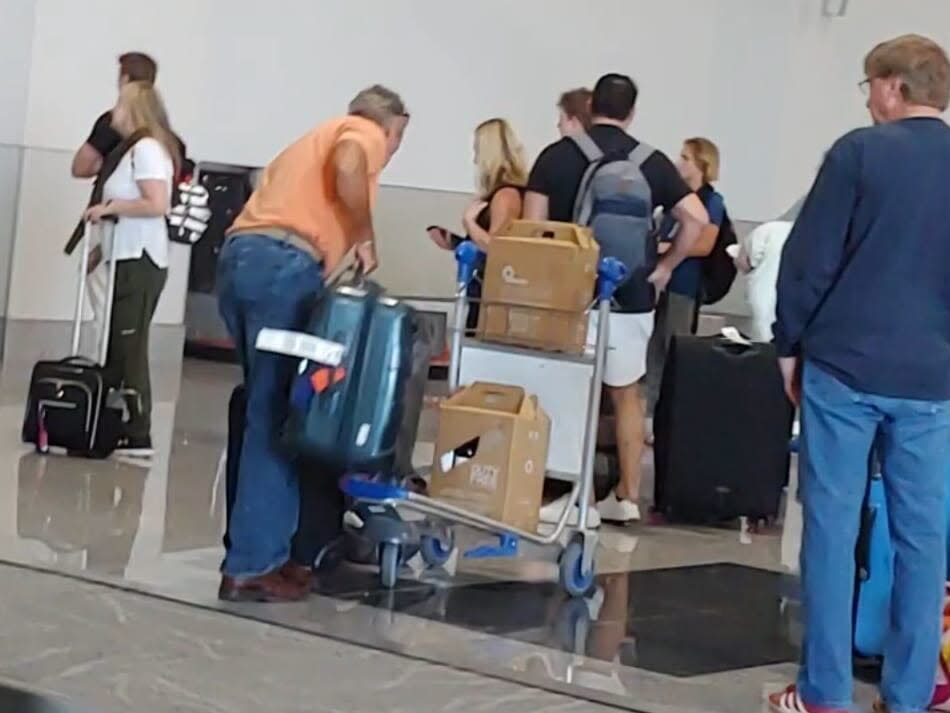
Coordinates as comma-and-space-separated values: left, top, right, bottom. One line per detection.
84, 81, 179, 457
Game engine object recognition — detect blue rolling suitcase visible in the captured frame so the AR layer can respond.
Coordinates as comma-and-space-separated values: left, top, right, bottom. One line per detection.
283, 282, 415, 472
854, 464, 950, 657
854, 472, 894, 658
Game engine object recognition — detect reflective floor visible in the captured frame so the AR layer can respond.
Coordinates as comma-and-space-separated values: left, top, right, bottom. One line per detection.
0, 358, 874, 713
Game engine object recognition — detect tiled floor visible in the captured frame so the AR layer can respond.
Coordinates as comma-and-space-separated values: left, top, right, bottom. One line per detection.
0, 358, 874, 713
0, 563, 615, 713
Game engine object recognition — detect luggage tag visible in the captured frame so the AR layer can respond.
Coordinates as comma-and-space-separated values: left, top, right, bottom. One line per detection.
255, 328, 345, 366
720, 326, 752, 346
289, 359, 348, 413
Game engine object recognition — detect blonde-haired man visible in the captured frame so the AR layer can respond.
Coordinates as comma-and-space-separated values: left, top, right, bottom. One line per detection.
770, 34, 950, 713
218, 85, 408, 603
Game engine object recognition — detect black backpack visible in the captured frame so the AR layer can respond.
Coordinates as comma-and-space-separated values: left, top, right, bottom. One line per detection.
698, 184, 737, 305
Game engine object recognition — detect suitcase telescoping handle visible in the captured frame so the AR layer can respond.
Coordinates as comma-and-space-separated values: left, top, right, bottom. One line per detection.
72, 218, 118, 366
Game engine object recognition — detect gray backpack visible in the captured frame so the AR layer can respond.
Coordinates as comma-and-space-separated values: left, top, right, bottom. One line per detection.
571, 133, 658, 312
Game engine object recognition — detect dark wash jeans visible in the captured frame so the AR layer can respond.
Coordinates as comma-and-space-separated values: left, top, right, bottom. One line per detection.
216, 234, 325, 578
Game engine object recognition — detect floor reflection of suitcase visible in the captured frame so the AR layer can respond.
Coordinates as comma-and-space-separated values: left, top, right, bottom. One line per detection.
653, 335, 793, 523
17, 452, 146, 573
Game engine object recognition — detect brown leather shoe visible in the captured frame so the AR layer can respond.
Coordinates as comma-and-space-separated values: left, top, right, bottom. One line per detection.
218, 568, 309, 603
280, 561, 314, 588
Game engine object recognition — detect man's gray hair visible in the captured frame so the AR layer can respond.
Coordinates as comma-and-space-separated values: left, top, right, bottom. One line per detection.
349, 85, 408, 126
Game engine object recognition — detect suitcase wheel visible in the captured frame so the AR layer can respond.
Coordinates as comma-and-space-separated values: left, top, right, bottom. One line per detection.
379, 542, 401, 589
420, 531, 455, 569
559, 540, 595, 598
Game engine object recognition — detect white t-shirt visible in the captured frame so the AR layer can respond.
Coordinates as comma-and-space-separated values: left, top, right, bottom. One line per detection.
102, 137, 173, 268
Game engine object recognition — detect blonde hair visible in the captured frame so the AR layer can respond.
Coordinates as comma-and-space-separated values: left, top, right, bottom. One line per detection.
865, 34, 950, 111
474, 118, 528, 196
349, 85, 408, 126
684, 137, 720, 184
118, 81, 181, 174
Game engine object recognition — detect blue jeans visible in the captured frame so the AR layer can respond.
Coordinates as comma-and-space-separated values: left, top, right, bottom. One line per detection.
798, 362, 950, 713
216, 234, 324, 578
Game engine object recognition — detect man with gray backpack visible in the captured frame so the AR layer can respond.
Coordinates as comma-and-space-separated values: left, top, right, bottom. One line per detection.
525, 73, 709, 524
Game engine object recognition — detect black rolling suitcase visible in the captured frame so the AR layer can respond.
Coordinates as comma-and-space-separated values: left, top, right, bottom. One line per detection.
653, 335, 793, 523
22, 221, 125, 458
223, 384, 246, 551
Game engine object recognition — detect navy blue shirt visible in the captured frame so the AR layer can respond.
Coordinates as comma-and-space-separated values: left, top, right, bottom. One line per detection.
663, 188, 725, 298
774, 117, 950, 400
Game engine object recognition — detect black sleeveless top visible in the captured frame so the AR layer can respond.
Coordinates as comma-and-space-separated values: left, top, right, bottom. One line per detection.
474, 184, 526, 233
465, 184, 525, 331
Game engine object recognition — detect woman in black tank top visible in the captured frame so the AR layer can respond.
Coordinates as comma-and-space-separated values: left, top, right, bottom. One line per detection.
427, 118, 528, 331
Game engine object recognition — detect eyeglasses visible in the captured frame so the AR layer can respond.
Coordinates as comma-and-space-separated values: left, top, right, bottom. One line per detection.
858, 78, 872, 95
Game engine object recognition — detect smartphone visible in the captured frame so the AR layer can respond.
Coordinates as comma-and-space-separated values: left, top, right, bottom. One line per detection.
426, 225, 465, 249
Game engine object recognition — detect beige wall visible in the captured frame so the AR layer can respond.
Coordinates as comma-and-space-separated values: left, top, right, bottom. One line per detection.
373, 185, 471, 300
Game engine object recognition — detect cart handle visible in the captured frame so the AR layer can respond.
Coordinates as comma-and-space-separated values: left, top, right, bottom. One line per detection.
454, 241, 483, 286
596, 257, 628, 301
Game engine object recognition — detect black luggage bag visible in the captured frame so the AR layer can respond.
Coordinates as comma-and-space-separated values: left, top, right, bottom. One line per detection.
653, 335, 793, 523
22, 221, 125, 458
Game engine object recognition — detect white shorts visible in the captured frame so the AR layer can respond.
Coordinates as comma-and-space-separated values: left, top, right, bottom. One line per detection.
591, 311, 655, 387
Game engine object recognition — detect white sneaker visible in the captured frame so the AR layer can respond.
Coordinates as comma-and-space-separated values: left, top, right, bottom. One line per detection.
538, 494, 601, 529
597, 491, 641, 524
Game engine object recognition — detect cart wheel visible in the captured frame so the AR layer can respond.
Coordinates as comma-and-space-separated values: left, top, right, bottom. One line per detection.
420, 532, 455, 568
379, 542, 401, 589
559, 541, 595, 598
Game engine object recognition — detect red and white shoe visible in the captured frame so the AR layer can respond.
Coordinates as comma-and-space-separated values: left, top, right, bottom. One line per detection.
767, 685, 847, 713
932, 687, 950, 712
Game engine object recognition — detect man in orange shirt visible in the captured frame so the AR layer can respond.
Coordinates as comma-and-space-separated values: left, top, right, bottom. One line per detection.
217, 86, 409, 602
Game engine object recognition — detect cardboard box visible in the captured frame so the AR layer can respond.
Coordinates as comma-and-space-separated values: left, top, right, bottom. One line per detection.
478, 220, 599, 353
479, 305, 589, 355
430, 382, 550, 532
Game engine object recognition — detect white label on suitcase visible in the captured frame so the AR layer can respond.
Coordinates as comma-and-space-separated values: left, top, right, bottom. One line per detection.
255, 329, 345, 367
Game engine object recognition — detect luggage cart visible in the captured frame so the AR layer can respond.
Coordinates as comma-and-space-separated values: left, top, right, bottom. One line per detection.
341, 242, 627, 597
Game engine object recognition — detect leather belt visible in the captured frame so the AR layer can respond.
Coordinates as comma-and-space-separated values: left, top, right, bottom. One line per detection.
228, 228, 320, 263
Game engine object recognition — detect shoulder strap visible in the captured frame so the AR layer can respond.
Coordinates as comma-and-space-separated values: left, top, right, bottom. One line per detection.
569, 132, 604, 162
63, 128, 149, 256
628, 141, 654, 168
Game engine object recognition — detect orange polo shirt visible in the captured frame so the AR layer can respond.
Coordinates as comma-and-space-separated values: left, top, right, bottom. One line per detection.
229, 116, 387, 272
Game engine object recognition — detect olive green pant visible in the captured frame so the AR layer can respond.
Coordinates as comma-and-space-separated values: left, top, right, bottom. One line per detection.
103, 255, 167, 440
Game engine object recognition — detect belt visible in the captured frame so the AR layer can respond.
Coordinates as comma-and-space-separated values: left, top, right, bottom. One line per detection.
228, 228, 320, 263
